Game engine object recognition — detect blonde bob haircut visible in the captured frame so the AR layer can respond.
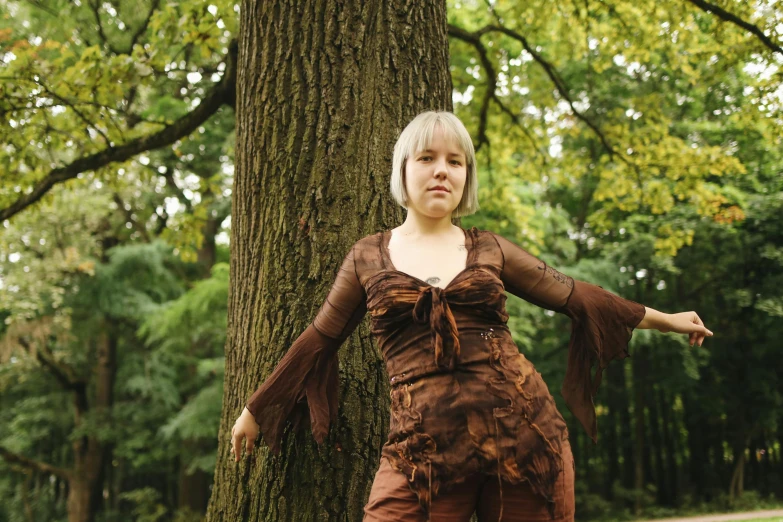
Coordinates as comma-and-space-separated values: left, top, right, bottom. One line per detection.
390, 111, 479, 218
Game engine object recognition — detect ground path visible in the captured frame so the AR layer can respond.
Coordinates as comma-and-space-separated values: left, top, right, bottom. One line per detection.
639, 509, 783, 522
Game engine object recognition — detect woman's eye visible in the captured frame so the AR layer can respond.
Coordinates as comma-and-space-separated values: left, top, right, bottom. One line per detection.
418, 156, 461, 165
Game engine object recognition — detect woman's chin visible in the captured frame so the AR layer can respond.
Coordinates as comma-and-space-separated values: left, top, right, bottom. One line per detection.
419, 206, 456, 218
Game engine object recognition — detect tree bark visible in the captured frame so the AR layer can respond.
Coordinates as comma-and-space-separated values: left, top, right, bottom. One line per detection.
206, 1, 452, 520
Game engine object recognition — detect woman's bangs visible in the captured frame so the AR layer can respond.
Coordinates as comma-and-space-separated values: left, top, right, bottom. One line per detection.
406, 118, 465, 160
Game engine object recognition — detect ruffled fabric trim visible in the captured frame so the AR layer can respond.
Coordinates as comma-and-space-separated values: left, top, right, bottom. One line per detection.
486, 334, 564, 520
245, 323, 341, 454
561, 279, 647, 443
385, 382, 439, 518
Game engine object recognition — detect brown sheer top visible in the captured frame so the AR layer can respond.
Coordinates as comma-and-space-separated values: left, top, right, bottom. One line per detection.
246, 226, 646, 520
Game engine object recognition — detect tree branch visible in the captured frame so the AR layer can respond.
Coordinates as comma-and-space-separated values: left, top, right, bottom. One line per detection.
89, 0, 122, 55
157, 167, 194, 213
125, 0, 161, 54
482, 22, 621, 160
686, 0, 783, 55
22, 0, 58, 17
491, 94, 548, 166
112, 193, 151, 242
0, 39, 238, 222
448, 18, 625, 164
16, 336, 86, 393
446, 24, 495, 153
0, 446, 72, 480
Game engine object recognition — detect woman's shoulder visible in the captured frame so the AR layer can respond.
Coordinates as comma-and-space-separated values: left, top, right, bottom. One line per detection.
466, 225, 502, 245
348, 232, 383, 259
354, 230, 383, 246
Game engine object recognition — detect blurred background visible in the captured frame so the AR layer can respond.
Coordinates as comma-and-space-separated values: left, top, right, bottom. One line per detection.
0, 0, 781, 521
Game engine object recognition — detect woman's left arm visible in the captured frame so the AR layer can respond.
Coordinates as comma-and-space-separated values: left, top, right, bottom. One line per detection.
636, 307, 713, 347
488, 230, 715, 442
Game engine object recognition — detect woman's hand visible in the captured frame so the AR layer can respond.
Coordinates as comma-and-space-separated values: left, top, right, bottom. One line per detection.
230, 407, 260, 462
661, 311, 713, 347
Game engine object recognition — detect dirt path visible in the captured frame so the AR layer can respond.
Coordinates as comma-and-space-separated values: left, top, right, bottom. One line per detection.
638, 509, 783, 522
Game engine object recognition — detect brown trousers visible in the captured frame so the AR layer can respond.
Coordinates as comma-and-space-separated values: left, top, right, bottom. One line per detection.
363, 440, 575, 522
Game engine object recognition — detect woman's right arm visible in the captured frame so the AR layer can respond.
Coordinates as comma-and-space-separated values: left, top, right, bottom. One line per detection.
231, 242, 367, 459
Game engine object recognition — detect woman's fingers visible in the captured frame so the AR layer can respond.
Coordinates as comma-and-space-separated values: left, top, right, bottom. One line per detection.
693, 314, 704, 346
690, 313, 713, 347
233, 428, 242, 462
691, 314, 700, 346
702, 328, 711, 345
668, 311, 714, 346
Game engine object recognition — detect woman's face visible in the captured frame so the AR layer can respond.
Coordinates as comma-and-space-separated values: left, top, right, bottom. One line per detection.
404, 126, 467, 219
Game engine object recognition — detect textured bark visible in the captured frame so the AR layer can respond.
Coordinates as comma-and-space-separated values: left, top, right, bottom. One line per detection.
206, 1, 452, 520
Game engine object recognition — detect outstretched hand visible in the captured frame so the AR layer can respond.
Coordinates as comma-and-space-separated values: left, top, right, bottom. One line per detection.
230, 407, 260, 462
662, 311, 713, 347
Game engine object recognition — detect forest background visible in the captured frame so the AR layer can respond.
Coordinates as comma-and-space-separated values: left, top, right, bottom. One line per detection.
0, 0, 781, 521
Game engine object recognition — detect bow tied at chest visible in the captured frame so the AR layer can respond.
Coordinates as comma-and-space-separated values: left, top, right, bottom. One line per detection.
412, 286, 461, 368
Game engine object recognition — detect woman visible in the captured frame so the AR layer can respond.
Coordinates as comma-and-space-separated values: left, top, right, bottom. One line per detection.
231, 111, 713, 521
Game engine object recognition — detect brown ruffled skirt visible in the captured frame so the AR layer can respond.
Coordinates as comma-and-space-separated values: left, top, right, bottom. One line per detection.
363, 438, 575, 521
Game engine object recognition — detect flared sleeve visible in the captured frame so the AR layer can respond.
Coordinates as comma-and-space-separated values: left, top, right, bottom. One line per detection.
490, 232, 646, 443
245, 243, 367, 454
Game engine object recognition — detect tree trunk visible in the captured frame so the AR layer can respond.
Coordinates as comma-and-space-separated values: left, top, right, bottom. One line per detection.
728, 447, 746, 501
617, 361, 634, 487
683, 393, 707, 501
658, 387, 677, 506
729, 434, 750, 502
196, 206, 219, 277
779, 425, 783, 498
647, 382, 665, 505
67, 327, 117, 522
632, 345, 647, 515
581, 422, 592, 488
206, 1, 452, 521
177, 445, 211, 514
759, 435, 770, 496
748, 437, 758, 493
605, 362, 623, 499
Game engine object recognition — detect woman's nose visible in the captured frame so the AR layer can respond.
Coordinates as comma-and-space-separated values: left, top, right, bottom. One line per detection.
433, 157, 449, 174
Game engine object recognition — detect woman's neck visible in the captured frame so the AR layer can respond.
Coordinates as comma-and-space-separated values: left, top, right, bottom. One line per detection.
397, 212, 458, 238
